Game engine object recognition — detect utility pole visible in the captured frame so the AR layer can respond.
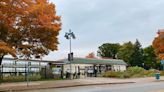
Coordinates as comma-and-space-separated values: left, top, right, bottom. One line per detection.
64, 29, 76, 79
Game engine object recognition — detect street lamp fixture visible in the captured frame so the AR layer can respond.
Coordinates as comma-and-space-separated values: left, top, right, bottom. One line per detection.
64, 29, 76, 79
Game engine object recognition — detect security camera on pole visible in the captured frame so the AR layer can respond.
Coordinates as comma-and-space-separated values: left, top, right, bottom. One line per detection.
64, 29, 76, 79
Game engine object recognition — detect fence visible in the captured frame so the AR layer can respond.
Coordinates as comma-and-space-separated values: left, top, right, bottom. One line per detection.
0, 64, 48, 82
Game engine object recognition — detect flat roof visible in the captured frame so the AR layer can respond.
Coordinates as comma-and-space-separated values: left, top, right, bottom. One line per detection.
3, 58, 56, 63
57, 58, 127, 65
3, 58, 127, 65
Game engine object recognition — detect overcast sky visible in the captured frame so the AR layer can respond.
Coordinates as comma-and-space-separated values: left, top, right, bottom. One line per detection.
42, 0, 164, 60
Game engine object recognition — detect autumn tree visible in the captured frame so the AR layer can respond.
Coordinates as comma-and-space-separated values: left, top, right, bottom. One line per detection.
153, 30, 164, 60
0, 0, 31, 64
86, 52, 96, 58
0, 0, 61, 64
98, 43, 120, 59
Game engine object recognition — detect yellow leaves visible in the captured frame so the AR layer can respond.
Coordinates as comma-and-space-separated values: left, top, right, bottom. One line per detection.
0, 41, 16, 57
19, 45, 33, 49
54, 16, 61, 21
86, 52, 96, 58
158, 54, 164, 60
21, 50, 31, 55
0, 0, 61, 59
153, 30, 164, 60
27, 0, 61, 31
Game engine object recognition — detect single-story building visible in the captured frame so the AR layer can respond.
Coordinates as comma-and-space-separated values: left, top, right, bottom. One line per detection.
0, 58, 49, 77
50, 58, 127, 78
1, 57, 127, 78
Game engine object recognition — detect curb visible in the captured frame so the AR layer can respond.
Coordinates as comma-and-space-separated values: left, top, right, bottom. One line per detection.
152, 80, 164, 82
12, 82, 135, 92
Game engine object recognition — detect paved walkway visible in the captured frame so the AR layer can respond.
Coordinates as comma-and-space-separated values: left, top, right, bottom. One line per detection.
0, 77, 164, 91
153, 89, 164, 92
154, 90, 164, 92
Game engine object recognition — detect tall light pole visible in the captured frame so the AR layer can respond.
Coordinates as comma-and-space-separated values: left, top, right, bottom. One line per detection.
64, 29, 76, 79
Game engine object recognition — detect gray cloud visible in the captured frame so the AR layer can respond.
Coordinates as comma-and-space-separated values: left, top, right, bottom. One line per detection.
44, 0, 164, 60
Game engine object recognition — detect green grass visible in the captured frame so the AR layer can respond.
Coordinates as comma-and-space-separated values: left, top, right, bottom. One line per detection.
0, 74, 66, 83
103, 66, 164, 78
1, 74, 41, 82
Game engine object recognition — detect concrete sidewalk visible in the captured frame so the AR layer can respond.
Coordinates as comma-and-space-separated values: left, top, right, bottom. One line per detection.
153, 90, 164, 92
0, 77, 164, 91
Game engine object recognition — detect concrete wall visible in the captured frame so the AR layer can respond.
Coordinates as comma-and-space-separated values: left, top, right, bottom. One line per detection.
63, 64, 127, 73
63, 64, 93, 74
112, 65, 126, 71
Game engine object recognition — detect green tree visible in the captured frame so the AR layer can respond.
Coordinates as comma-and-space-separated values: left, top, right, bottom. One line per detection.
143, 45, 159, 69
117, 41, 134, 66
131, 40, 144, 67
98, 43, 120, 59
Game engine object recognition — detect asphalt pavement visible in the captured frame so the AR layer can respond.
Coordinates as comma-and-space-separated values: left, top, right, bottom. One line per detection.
20, 82, 164, 92
0, 77, 163, 92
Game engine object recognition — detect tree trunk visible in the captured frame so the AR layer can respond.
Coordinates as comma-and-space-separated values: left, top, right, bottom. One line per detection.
0, 55, 4, 65
0, 55, 4, 83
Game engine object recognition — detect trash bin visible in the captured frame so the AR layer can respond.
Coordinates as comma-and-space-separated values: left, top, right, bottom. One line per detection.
155, 73, 160, 80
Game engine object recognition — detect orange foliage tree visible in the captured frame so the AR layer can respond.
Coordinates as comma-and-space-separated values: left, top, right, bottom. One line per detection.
86, 52, 96, 58
153, 30, 164, 60
0, 0, 61, 64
